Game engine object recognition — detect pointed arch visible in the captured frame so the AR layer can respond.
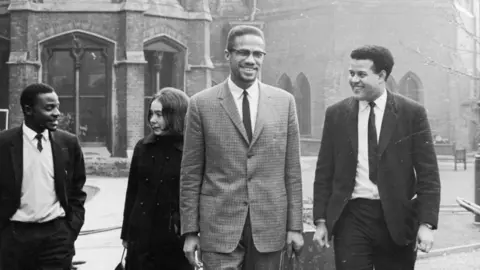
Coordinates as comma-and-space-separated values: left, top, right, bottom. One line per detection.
277, 73, 293, 94
398, 71, 424, 104
39, 30, 115, 151
295, 72, 311, 136
386, 75, 397, 93
143, 34, 187, 136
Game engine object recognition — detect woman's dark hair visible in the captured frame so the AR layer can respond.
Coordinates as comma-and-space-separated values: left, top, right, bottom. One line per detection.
147, 87, 189, 135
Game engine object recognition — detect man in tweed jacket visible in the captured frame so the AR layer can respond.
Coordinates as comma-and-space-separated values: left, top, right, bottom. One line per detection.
180, 25, 304, 269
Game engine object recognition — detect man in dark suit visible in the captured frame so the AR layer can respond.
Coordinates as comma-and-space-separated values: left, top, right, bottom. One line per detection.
0, 83, 87, 270
312, 45, 441, 269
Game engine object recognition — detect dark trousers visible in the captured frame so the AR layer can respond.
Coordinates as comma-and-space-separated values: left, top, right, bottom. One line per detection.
333, 199, 416, 270
125, 240, 192, 270
202, 210, 283, 270
0, 218, 75, 270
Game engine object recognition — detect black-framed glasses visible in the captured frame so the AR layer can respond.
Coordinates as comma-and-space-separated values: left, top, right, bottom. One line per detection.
230, 49, 266, 59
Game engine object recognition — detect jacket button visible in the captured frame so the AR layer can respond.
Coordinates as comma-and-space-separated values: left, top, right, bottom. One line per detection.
247, 153, 253, 158
244, 202, 248, 206
166, 156, 170, 160
140, 202, 144, 205
145, 178, 149, 182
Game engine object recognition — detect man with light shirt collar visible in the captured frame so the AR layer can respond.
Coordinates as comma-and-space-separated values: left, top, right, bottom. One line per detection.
0, 83, 86, 270
312, 45, 441, 270
180, 25, 304, 269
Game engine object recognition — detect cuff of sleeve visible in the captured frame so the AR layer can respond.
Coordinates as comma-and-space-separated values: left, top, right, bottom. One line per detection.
314, 219, 326, 226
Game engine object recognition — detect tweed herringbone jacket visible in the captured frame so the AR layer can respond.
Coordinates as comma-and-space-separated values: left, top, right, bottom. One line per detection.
180, 80, 303, 253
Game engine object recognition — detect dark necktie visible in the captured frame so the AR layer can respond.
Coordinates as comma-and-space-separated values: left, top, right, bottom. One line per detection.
368, 101, 378, 184
242, 90, 253, 142
35, 133, 43, 152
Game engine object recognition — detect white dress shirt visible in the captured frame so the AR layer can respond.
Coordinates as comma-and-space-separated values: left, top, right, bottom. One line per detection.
351, 89, 387, 200
10, 123, 65, 222
228, 76, 259, 133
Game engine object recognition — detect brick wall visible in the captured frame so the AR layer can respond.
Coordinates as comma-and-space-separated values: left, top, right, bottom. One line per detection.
209, 0, 467, 146
0, 14, 9, 110
7, 8, 208, 156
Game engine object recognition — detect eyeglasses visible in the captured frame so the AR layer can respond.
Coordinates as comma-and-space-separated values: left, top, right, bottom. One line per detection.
230, 49, 266, 59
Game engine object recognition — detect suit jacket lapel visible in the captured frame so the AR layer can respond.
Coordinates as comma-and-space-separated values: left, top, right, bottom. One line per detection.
249, 83, 269, 148
346, 98, 359, 156
377, 91, 398, 157
50, 132, 68, 207
218, 81, 250, 144
10, 127, 23, 192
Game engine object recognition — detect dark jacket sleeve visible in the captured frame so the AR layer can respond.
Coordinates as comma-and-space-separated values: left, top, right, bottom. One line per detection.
313, 107, 335, 221
68, 137, 87, 237
412, 106, 441, 229
121, 141, 142, 240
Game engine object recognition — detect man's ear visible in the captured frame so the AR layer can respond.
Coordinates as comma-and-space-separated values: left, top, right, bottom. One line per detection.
23, 105, 33, 116
379, 70, 387, 82
224, 49, 231, 61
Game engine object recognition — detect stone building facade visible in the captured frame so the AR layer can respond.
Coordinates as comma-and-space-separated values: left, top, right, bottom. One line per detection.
0, 0, 471, 156
0, 0, 212, 157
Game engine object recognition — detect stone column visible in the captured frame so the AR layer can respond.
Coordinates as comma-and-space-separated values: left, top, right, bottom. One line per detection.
113, 1, 146, 158
185, 0, 213, 96
7, 8, 40, 128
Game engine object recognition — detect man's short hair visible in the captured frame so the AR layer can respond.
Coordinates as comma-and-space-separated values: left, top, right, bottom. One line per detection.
20, 83, 55, 113
350, 45, 395, 80
147, 87, 189, 135
225, 25, 265, 52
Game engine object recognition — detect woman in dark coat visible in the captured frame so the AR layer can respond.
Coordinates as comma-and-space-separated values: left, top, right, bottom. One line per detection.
121, 87, 192, 270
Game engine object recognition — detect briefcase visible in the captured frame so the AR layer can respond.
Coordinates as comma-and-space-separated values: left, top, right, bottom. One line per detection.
280, 248, 300, 270
114, 248, 126, 270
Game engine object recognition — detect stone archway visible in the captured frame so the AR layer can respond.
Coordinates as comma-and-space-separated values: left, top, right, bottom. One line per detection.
277, 73, 293, 94
39, 31, 115, 149
143, 34, 187, 136
295, 72, 311, 136
399, 71, 424, 104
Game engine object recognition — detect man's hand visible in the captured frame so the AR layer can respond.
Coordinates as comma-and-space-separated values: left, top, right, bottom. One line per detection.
416, 224, 434, 253
183, 233, 203, 268
122, 240, 128, 249
312, 222, 330, 250
286, 231, 304, 257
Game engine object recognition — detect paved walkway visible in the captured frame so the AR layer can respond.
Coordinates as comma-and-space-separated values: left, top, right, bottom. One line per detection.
72, 158, 480, 269
416, 250, 480, 270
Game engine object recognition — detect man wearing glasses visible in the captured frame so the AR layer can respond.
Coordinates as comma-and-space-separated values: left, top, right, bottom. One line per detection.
180, 25, 304, 269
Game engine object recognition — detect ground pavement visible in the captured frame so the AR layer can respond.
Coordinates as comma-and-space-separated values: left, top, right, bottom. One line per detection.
72, 158, 480, 269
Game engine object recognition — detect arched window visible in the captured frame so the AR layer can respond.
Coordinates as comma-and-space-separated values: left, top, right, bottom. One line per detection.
398, 71, 424, 104
295, 72, 311, 136
386, 75, 397, 93
144, 35, 187, 136
40, 32, 114, 148
277, 73, 293, 94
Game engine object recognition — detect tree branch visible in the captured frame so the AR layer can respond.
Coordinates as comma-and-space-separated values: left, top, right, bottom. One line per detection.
400, 40, 480, 80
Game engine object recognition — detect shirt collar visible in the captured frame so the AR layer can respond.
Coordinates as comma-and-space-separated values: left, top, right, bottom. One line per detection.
22, 122, 49, 142
227, 76, 259, 100
359, 89, 387, 112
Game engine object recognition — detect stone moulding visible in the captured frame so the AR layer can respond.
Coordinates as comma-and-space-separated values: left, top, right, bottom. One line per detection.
6, 51, 41, 67
7, 1, 212, 21
115, 50, 147, 65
